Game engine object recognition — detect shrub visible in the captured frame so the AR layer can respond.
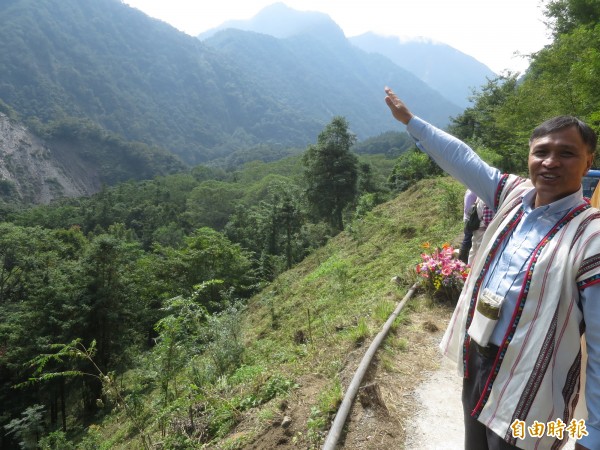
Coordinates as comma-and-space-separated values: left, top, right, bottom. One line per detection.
388, 149, 441, 192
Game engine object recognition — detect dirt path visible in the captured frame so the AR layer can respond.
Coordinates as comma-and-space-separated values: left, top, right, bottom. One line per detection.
404, 356, 464, 449
404, 349, 577, 450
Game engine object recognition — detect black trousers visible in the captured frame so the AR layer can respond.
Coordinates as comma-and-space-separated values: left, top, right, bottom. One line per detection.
462, 345, 520, 450
459, 225, 474, 263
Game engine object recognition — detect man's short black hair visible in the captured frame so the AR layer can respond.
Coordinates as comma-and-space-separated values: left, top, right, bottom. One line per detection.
530, 116, 598, 154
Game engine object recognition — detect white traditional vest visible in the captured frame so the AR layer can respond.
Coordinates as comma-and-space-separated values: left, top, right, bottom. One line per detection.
440, 174, 600, 449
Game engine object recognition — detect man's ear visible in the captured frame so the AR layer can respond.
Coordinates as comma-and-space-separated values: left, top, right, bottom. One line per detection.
586, 153, 594, 172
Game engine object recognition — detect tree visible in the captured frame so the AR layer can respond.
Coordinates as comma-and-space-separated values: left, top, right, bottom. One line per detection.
152, 228, 254, 311
254, 182, 305, 274
388, 149, 442, 192
4, 404, 45, 450
152, 294, 207, 408
76, 231, 147, 414
546, 0, 600, 35
0, 225, 89, 443
302, 116, 358, 232
185, 181, 244, 230
517, 26, 600, 128
224, 181, 307, 280
357, 161, 386, 196
447, 74, 520, 148
447, 73, 532, 173
274, 190, 304, 270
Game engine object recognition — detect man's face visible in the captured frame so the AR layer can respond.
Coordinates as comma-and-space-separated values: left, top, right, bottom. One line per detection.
528, 125, 594, 208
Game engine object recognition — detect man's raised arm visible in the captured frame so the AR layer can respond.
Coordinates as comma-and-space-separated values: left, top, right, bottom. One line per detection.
383, 86, 501, 209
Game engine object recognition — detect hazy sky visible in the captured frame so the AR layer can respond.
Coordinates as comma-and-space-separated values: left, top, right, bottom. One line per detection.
123, 0, 553, 74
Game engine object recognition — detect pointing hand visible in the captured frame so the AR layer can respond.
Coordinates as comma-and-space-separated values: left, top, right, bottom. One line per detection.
384, 86, 414, 125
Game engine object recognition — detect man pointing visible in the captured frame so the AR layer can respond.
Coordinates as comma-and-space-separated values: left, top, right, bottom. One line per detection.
385, 86, 600, 450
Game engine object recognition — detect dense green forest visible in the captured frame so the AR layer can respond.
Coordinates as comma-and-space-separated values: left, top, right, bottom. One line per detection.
2, 0, 600, 448
0, 115, 419, 449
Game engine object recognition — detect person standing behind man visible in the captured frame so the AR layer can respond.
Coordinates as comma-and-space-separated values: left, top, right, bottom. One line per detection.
384, 86, 600, 450
468, 197, 494, 265
459, 189, 478, 263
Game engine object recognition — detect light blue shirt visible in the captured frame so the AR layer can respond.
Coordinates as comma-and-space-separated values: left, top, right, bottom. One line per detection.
485, 189, 581, 345
406, 116, 600, 448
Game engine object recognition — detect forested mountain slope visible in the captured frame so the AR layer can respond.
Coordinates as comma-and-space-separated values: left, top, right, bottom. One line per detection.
202, 27, 460, 139
202, 2, 495, 109
0, 0, 461, 165
0, 171, 466, 449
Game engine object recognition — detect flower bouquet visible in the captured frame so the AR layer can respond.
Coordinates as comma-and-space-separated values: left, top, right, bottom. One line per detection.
416, 243, 469, 303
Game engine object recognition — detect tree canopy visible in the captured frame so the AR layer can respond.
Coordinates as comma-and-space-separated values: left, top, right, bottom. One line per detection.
302, 116, 359, 232
447, 2, 600, 175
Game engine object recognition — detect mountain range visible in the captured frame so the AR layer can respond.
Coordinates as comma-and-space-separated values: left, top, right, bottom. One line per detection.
0, 0, 494, 203
202, 2, 496, 109
348, 33, 496, 108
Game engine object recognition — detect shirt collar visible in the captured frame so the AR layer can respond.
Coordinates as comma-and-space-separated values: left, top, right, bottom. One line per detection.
522, 186, 584, 215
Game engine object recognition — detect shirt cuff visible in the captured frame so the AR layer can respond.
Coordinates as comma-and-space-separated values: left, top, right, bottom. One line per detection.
405, 115, 427, 140
577, 423, 600, 449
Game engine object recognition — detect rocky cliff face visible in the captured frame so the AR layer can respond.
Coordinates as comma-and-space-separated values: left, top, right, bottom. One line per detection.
0, 113, 100, 204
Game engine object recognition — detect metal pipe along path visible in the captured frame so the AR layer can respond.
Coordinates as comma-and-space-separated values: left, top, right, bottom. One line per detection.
322, 282, 419, 450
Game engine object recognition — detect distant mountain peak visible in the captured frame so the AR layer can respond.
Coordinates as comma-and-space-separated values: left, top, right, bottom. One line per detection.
357, 32, 444, 47
349, 32, 496, 107
198, 2, 345, 41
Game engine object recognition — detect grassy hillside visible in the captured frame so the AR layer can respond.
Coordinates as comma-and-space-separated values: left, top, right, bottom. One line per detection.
91, 177, 465, 449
